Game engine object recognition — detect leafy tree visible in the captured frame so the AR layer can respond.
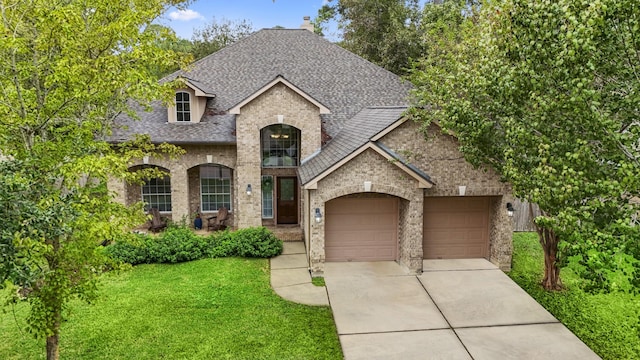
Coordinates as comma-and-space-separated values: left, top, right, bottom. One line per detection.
409, 0, 640, 291
0, 0, 187, 359
145, 24, 194, 78
190, 17, 254, 61
315, 0, 424, 75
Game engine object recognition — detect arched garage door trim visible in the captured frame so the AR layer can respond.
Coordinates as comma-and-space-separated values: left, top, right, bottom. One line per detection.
324, 194, 400, 262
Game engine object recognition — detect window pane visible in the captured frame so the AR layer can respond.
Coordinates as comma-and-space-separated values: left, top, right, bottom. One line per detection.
261, 175, 273, 218
141, 173, 172, 212
176, 92, 191, 122
200, 165, 233, 212
261, 125, 300, 168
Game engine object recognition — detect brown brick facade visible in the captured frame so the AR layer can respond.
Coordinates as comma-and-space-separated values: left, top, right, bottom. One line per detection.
308, 149, 424, 275
108, 93, 512, 274
305, 119, 512, 274
235, 83, 322, 228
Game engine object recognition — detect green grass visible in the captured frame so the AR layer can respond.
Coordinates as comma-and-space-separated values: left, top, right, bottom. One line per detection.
0, 258, 343, 360
311, 277, 326, 287
509, 232, 640, 360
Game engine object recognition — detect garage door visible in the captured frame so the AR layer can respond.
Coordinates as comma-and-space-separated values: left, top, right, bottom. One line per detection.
325, 197, 398, 262
423, 197, 490, 259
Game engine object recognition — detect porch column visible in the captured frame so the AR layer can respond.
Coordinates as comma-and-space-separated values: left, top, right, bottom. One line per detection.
170, 167, 190, 222
235, 162, 262, 228
398, 192, 424, 275
107, 177, 126, 205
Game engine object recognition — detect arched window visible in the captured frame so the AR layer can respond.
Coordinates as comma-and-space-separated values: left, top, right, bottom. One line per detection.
261, 124, 301, 167
175, 92, 191, 122
200, 165, 232, 211
142, 172, 172, 212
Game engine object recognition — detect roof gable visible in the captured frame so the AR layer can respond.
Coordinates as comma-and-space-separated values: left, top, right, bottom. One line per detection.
298, 106, 433, 188
229, 76, 330, 114
181, 77, 216, 97
302, 142, 433, 190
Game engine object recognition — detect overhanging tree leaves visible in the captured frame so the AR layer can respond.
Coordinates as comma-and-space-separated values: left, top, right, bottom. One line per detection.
0, 1, 188, 359
410, 0, 640, 291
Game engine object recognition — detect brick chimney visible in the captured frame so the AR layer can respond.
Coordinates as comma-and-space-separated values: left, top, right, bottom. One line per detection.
300, 16, 314, 32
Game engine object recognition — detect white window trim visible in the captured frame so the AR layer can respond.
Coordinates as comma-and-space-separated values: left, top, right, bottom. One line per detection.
261, 175, 274, 219
199, 165, 233, 213
141, 176, 172, 213
175, 91, 191, 122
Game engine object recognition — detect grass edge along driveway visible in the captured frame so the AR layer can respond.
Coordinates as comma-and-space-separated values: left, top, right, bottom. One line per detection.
0, 258, 343, 360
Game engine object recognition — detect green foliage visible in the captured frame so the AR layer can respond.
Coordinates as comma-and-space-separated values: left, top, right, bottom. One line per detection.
312, 277, 326, 287
317, 0, 424, 75
409, 0, 640, 291
232, 227, 284, 258
190, 17, 254, 61
144, 24, 194, 78
103, 233, 153, 265
510, 233, 640, 359
106, 226, 284, 265
0, 0, 191, 357
0, 258, 343, 359
147, 226, 209, 263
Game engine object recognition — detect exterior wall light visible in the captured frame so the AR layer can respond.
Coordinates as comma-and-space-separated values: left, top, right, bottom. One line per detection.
315, 208, 322, 223
506, 202, 515, 217
246, 184, 252, 196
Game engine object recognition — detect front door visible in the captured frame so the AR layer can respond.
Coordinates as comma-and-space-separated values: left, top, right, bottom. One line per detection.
277, 177, 298, 224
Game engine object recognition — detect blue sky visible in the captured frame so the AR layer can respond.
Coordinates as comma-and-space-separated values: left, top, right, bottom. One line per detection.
159, 0, 330, 40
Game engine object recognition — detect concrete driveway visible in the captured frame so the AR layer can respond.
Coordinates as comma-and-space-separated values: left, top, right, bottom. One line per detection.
324, 260, 601, 360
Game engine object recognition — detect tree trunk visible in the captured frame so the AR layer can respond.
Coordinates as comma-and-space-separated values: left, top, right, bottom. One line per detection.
536, 225, 563, 291
46, 330, 59, 360
46, 236, 62, 360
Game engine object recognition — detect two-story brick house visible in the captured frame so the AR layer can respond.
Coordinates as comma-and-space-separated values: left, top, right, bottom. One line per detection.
108, 22, 513, 275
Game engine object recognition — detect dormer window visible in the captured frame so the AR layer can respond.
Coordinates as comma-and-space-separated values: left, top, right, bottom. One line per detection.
175, 92, 191, 122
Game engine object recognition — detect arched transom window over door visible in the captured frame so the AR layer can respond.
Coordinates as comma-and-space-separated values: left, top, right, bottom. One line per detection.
261, 124, 301, 167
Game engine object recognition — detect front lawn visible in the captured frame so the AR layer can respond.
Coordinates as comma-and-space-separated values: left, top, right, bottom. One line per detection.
0, 258, 343, 360
509, 232, 640, 360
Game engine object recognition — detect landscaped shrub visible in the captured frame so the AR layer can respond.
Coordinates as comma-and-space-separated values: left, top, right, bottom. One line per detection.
207, 230, 237, 258
233, 227, 283, 258
146, 226, 209, 263
106, 226, 283, 265
103, 232, 152, 265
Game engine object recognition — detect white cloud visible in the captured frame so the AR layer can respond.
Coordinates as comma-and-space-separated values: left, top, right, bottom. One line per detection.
168, 9, 204, 21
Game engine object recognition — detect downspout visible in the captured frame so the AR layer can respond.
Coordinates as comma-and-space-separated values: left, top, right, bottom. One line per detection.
304, 188, 311, 267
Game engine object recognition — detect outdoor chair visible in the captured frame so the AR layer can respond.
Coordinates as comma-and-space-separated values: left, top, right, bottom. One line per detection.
148, 208, 167, 233
207, 207, 229, 231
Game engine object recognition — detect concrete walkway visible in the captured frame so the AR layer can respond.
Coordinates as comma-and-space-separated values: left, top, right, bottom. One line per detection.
324, 260, 601, 360
270, 242, 329, 306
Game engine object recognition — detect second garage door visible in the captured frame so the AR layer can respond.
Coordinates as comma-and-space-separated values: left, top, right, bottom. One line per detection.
325, 197, 398, 262
423, 197, 490, 259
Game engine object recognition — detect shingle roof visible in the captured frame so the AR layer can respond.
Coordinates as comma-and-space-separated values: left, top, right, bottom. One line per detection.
299, 106, 424, 185
110, 101, 236, 144
110, 28, 412, 144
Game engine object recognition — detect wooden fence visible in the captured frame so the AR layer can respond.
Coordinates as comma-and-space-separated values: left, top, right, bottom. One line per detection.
511, 199, 541, 232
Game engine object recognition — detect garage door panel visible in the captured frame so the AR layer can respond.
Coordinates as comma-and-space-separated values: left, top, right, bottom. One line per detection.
428, 244, 486, 259
325, 245, 396, 262
327, 214, 395, 231
423, 197, 490, 259
325, 197, 398, 262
